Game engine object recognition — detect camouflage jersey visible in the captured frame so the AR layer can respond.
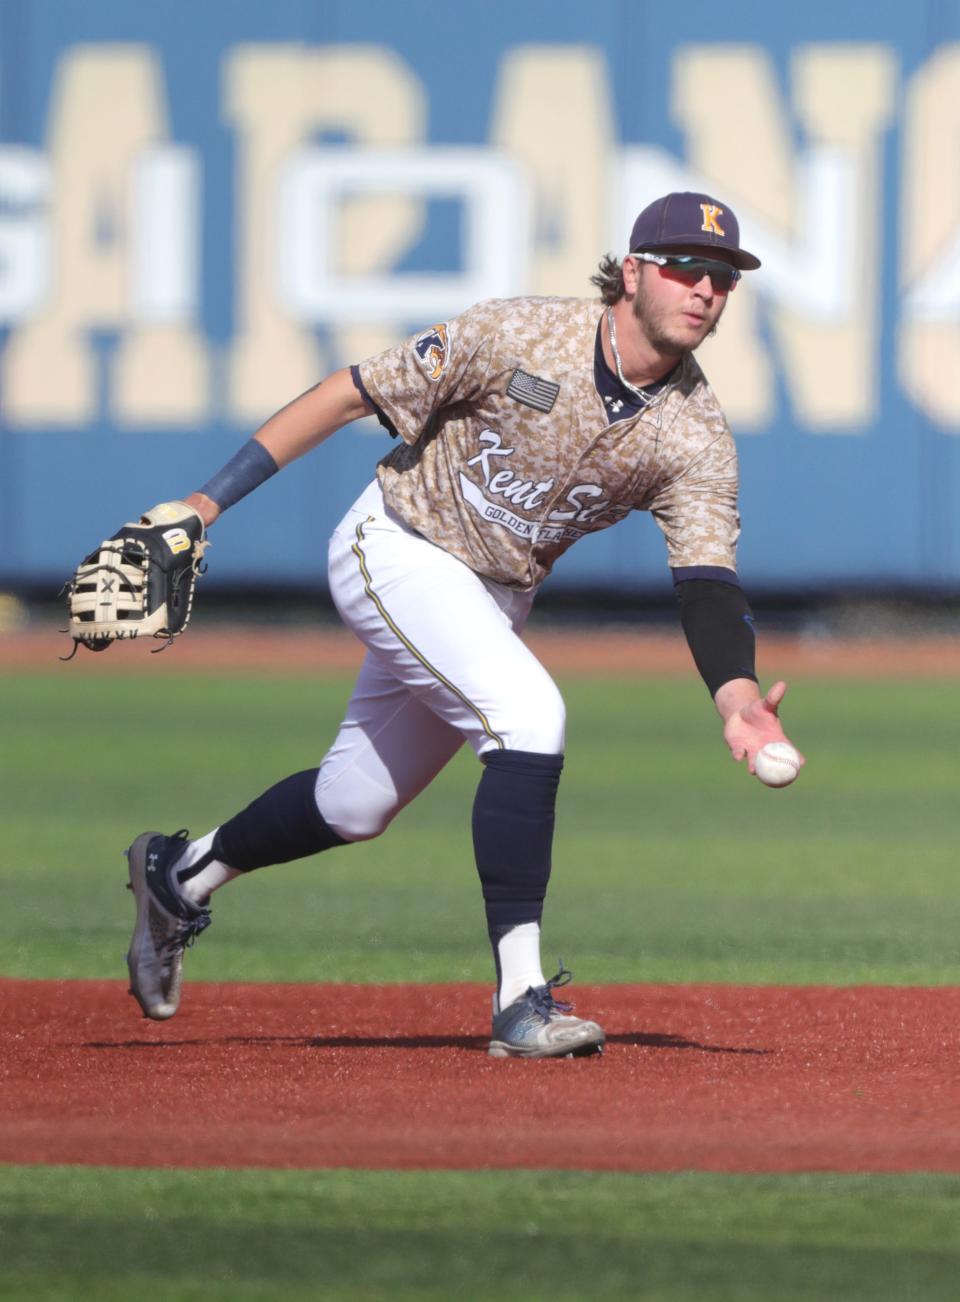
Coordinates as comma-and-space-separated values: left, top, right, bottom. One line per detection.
352, 295, 741, 592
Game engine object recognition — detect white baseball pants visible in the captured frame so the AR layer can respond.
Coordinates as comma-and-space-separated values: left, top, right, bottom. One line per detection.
315, 479, 566, 841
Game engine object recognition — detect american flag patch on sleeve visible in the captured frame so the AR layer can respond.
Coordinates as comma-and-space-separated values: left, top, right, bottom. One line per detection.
506, 369, 560, 413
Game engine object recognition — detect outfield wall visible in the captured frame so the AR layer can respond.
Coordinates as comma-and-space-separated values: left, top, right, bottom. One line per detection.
0, 1, 958, 593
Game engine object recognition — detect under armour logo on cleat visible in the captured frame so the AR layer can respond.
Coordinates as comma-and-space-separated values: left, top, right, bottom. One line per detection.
147, 854, 158, 871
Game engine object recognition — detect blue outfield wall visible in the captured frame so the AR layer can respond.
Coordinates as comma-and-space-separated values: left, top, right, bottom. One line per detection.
0, 0, 959, 594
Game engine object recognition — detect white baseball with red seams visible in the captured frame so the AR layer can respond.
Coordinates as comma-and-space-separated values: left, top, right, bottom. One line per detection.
754, 741, 802, 788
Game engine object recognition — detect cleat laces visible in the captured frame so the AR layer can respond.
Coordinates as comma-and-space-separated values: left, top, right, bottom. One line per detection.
151, 828, 211, 953
166, 911, 211, 954
525, 964, 575, 1023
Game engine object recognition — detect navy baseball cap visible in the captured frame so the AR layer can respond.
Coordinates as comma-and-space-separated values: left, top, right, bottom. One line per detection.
629, 191, 761, 270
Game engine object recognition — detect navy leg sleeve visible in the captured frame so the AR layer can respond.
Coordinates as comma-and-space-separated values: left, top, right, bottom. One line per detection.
472, 748, 564, 941
212, 768, 349, 871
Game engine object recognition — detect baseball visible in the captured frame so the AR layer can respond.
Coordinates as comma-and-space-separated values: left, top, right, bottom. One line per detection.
754, 742, 801, 788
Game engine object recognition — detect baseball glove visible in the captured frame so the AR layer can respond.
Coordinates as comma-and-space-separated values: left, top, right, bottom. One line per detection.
63, 501, 209, 657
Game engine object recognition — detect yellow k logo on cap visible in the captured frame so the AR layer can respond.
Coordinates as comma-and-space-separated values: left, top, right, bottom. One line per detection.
699, 204, 726, 236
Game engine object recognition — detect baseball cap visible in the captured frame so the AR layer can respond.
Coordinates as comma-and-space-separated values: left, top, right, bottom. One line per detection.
629, 191, 761, 271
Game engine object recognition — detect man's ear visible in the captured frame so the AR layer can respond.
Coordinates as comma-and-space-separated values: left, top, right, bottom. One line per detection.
622, 255, 641, 295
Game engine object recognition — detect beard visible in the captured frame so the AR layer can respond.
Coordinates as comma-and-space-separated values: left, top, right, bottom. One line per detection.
632, 280, 722, 356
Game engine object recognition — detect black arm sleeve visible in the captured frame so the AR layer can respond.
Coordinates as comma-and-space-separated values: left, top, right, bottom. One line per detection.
675, 579, 758, 697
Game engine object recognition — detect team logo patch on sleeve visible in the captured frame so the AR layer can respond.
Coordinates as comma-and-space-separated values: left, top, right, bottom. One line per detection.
413, 323, 449, 382
506, 369, 560, 413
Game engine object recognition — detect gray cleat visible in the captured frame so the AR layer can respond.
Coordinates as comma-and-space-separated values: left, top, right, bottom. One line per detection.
488, 965, 605, 1059
125, 829, 211, 1020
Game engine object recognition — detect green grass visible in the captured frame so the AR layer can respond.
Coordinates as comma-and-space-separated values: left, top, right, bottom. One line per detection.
2, 1166, 959, 1301
1, 670, 958, 985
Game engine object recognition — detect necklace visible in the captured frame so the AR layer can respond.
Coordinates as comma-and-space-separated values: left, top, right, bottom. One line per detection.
606, 308, 658, 406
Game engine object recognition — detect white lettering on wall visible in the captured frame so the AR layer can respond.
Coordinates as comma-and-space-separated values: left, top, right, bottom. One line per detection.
0, 40, 954, 432
276, 147, 528, 322
0, 147, 49, 320
899, 45, 960, 429
1, 46, 209, 427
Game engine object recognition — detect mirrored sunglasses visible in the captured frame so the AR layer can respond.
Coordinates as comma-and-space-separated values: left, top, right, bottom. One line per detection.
628, 251, 741, 291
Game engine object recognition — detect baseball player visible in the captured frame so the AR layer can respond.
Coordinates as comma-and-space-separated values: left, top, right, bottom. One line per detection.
125, 190, 803, 1058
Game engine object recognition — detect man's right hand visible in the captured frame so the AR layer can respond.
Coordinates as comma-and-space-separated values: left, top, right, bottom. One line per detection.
184, 492, 221, 528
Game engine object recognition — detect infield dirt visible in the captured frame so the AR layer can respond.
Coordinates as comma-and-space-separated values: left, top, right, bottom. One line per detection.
4, 978, 960, 1173
3, 624, 960, 678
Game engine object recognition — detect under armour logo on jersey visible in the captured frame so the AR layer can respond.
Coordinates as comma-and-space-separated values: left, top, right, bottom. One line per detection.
699, 204, 725, 236
413, 323, 449, 382
604, 395, 624, 415
506, 369, 560, 413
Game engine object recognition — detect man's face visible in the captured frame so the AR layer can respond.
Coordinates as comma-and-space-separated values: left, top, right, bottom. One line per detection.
627, 248, 736, 356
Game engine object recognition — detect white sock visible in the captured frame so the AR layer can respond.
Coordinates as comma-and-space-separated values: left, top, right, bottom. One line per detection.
175, 830, 243, 906
496, 923, 546, 1008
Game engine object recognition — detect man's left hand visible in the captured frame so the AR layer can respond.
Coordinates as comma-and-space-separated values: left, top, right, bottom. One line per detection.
716, 679, 805, 774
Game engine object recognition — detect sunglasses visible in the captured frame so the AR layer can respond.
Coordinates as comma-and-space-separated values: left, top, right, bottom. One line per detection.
628, 251, 741, 292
